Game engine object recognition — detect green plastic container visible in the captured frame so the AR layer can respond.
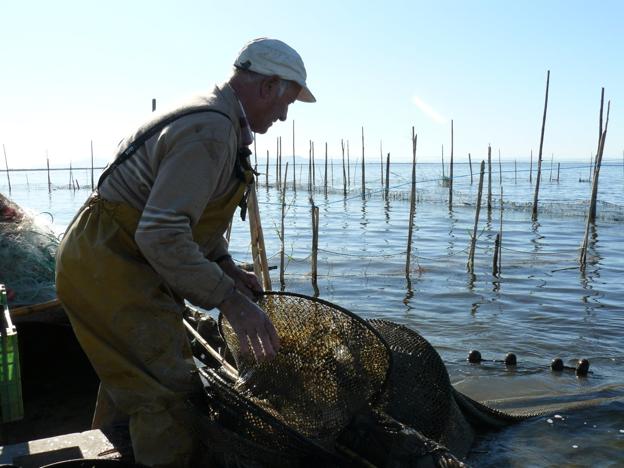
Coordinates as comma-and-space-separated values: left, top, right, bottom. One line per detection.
1, 283, 23, 422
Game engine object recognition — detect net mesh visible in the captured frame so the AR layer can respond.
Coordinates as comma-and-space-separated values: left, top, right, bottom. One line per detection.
0, 193, 58, 306
218, 292, 391, 447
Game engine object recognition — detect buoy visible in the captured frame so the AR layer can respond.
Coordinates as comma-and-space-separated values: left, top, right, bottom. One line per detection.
504, 353, 517, 366
576, 359, 590, 376
468, 350, 482, 363
550, 358, 564, 371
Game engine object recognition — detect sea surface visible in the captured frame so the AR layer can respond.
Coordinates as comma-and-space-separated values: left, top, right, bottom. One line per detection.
2, 160, 623, 467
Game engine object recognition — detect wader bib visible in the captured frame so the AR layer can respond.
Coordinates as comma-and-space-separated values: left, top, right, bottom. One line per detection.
56, 110, 254, 467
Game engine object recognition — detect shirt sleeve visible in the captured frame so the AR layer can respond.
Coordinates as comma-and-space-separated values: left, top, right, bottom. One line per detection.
134, 131, 236, 309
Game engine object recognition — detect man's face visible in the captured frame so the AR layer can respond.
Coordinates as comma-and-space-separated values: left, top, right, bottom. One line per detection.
249, 78, 301, 134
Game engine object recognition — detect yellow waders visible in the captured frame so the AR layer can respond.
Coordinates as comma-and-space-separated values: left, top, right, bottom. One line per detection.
56, 172, 251, 468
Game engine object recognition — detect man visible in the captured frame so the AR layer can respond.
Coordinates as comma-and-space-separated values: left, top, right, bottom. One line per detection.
55, 37, 315, 467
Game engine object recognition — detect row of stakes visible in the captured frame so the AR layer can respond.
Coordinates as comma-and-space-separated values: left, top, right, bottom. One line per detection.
467, 350, 591, 377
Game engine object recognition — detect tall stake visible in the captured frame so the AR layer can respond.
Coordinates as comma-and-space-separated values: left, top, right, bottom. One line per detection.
347, 140, 351, 189
324, 142, 328, 196
449, 120, 454, 210
46, 152, 51, 194
341, 139, 347, 196
468, 161, 486, 273
380, 140, 384, 188
487, 145, 492, 212
311, 203, 319, 289
253, 134, 257, 172
532, 70, 550, 221
406, 128, 417, 278
292, 120, 296, 191
361, 126, 366, 198
90, 140, 95, 189
280, 163, 289, 289
589, 89, 608, 222
275, 138, 280, 190
580, 93, 610, 268
2, 145, 11, 193
312, 141, 316, 191
385, 152, 390, 200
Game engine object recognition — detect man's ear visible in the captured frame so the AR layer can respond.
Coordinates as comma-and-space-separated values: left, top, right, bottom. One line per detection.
259, 75, 281, 99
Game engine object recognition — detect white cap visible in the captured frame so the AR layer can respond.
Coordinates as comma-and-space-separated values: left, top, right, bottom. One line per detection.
234, 38, 316, 103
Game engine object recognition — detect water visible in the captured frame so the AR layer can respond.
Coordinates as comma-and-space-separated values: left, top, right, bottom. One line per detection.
2, 160, 624, 466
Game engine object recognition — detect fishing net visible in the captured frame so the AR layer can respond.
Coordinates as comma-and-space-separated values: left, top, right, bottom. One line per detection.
194, 292, 468, 467
218, 292, 391, 447
0, 193, 58, 306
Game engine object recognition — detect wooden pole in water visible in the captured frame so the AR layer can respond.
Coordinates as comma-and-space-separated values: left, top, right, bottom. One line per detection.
265, 150, 269, 187
589, 90, 609, 222
361, 126, 366, 198
492, 233, 500, 276
253, 134, 257, 173
280, 163, 289, 289
556, 162, 560, 182
529, 149, 533, 183
46, 153, 51, 194
380, 140, 384, 189
312, 141, 316, 191
69, 161, 73, 190
90, 140, 94, 189
469, 153, 473, 184
292, 121, 296, 191
341, 139, 347, 196
2, 145, 11, 193
152, 98, 156, 112
589, 153, 594, 181
385, 152, 390, 200
347, 140, 351, 189
311, 203, 319, 287
324, 142, 328, 196
279, 137, 283, 190
406, 128, 417, 278
532, 70, 550, 221
549, 153, 554, 182
487, 145, 492, 212
497, 187, 503, 275
581, 96, 610, 268
449, 120, 454, 210
308, 141, 312, 192
467, 161, 485, 273
275, 138, 280, 190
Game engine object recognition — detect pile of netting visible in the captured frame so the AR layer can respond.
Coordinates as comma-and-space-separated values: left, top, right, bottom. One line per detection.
0, 192, 58, 306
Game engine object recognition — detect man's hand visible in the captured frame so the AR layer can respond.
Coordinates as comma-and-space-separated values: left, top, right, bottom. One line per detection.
218, 256, 263, 301
218, 290, 280, 361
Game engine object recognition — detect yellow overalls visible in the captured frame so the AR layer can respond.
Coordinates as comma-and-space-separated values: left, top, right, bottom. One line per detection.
56, 164, 252, 467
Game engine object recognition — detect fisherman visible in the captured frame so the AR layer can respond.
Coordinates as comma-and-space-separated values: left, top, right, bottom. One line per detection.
55, 38, 315, 467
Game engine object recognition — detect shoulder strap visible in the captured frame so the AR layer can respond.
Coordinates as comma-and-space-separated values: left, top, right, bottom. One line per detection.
97, 109, 233, 188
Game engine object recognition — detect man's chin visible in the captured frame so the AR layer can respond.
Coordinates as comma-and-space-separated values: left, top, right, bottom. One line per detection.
251, 123, 273, 134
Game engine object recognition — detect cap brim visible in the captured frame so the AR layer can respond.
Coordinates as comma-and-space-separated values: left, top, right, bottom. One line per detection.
297, 86, 316, 103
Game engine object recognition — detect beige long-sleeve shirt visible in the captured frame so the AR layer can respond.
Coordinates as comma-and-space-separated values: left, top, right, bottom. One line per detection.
99, 84, 247, 308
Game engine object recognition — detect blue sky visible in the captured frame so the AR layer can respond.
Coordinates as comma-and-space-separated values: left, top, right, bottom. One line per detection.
1, 0, 622, 167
